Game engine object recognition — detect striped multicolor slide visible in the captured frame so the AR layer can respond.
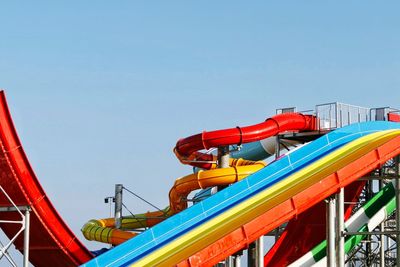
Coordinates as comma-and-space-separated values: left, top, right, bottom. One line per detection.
82, 122, 400, 267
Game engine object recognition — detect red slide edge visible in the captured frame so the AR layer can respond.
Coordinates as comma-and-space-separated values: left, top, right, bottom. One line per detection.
0, 91, 93, 267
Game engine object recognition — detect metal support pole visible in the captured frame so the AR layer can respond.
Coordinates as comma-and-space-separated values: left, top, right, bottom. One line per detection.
335, 103, 339, 128
247, 242, 256, 266
114, 184, 123, 229
327, 196, 336, 267
234, 253, 241, 267
218, 146, 232, 266
335, 188, 344, 267
379, 171, 385, 266
395, 155, 400, 267
275, 135, 280, 158
255, 236, 264, 266
218, 146, 230, 169
224, 256, 233, 267
23, 208, 30, 267
365, 180, 373, 266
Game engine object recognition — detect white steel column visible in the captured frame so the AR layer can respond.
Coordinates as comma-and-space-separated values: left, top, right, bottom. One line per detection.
379, 173, 385, 266
224, 256, 233, 267
335, 188, 344, 267
23, 208, 30, 267
256, 236, 264, 266
218, 146, 230, 169
327, 196, 336, 267
234, 254, 241, 267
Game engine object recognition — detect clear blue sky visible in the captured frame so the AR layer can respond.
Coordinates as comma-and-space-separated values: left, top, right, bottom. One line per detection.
1, 2, 399, 253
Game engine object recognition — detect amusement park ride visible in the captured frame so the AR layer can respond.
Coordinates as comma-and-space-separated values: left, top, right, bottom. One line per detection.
0, 89, 400, 266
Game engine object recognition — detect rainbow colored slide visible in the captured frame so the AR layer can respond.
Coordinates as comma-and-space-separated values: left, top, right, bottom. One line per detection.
82, 122, 400, 266
1, 89, 400, 267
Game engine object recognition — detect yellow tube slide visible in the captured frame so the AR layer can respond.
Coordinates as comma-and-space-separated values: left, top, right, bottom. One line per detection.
81, 158, 266, 245
81, 208, 169, 245
82, 219, 136, 245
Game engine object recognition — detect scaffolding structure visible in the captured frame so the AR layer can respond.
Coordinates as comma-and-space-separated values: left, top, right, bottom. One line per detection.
343, 156, 400, 267
0, 186, 31, 267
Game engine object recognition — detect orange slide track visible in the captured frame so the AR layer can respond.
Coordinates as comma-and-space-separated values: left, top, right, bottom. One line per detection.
0, 91, 93, 266
177, 134, 400, 267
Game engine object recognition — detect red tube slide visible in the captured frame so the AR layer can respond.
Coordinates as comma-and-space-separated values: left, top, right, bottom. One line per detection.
0, 91, 93, 267
389, 113, 400, 122
174, 113, 316, 169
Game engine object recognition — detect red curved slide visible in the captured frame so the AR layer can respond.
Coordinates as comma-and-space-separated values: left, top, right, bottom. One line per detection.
175, 113, 316, 169
0, 91, 93, 266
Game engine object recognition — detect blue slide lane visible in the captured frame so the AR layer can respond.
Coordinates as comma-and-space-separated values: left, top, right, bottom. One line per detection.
82, 122, 400, 267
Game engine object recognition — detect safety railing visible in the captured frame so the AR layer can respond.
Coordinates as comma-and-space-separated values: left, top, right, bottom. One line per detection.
276, 102, 398, 131
370, 107, 400, 122
276, 107, 296, 114
315, 102, 370, 130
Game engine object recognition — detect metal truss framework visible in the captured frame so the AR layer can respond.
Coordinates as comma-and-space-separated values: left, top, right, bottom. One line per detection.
343, 156, 400, 267
0, 186, 31, 267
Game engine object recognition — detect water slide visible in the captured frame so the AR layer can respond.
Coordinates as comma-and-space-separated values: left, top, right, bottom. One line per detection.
83, 122, 400, 266
263, 114, 400, 266
0, 91, 316, 267
1, 90, 399, 267
81, 158, 267, 245
290, 180, 397, 266
178, 123, 400, 267
0, 91, 93, 266
82, 113, 316, 246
